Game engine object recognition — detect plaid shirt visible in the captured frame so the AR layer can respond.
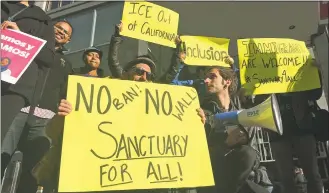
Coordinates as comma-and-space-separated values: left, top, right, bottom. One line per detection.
21, 106, 56, 119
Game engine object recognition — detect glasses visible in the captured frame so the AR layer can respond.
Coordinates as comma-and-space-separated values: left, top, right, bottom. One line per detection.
54, 25, 71, 37
131, 67, 154, 81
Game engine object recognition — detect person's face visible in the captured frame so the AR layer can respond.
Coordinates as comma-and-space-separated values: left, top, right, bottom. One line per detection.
204, 68, 231, 94
54, 22, 72, 45
128, 63, 153, 82
1, 58, 9, 66
85, 52, 100, 69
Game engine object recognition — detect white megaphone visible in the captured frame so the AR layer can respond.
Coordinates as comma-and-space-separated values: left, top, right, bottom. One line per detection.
213, 94, 283, 135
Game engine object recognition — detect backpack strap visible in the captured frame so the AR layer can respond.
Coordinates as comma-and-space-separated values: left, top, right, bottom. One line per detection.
8, 5, 30, 22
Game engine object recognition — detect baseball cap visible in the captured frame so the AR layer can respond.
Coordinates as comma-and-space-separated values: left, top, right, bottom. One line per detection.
82, 47, 103, 60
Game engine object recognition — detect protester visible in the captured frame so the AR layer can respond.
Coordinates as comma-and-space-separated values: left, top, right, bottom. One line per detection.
269, 66, 324, 193
1, 20, 73, 193
1, 1, 57, 145
164, 36, 235, 104
51, 22, 162, 193
196, 65, 258, 193
107, 21, 156, 83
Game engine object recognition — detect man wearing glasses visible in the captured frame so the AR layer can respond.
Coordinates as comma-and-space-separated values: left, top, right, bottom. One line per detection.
107, 21, 156, 82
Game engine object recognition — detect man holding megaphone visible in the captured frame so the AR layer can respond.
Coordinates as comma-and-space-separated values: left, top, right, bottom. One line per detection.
196, 65, 261, 193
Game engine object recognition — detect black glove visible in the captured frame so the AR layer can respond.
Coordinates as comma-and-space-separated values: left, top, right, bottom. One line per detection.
114, 23, 121, 37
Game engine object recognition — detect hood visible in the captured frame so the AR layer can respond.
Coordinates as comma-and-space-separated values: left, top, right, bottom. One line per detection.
2, 1, 51, 23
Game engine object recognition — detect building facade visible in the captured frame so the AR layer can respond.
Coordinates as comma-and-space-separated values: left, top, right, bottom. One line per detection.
36, 0, 329, 185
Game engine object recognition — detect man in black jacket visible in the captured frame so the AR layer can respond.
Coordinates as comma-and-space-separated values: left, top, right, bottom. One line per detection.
1, 1, 56, 141
269, 92, 324, 193
107, 22, 156, 82
1, 19, 73, 193
196, 66, 258, 193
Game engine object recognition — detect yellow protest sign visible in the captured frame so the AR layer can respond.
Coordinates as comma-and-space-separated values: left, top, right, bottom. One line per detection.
58, 76, 214, 192
121, 1, 179, 48
237, 38, 321, 95
181, 36, 230, 67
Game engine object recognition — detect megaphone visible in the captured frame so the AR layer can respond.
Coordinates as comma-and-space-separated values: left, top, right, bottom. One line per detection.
214, 94, 283, 135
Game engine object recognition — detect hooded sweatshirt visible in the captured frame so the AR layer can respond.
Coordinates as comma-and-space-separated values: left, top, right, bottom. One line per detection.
1, 1, 56, 105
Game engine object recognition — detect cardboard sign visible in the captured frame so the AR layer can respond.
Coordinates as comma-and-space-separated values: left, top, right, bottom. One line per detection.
181, 36, 230, 67
1, 29, 46, 84
237, 38, 321, 95
58, 76, 214, 192
121, 1, 179, 48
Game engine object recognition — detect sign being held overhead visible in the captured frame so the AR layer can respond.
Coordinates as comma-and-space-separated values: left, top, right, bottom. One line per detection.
121, 1, 179, 48
58, 76, 214, 192
181, 36, 230, 67
237, 38, 321, 95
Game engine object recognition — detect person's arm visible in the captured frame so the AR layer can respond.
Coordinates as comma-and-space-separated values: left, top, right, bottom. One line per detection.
170, 63, 194, 86
163, 36, 194, 86
58, 99, 72, 116
108, 22, 124, 78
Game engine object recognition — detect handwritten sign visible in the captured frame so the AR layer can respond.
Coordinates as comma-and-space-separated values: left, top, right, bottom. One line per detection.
181, 36, 230, 67
1, 29, 46, 84
121, 1, 179, 48
237, 38, 321, 95
58, 76, 214, 192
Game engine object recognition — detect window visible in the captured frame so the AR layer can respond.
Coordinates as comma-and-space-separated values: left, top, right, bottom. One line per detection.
52, 2, 143, 77
61, 1, 73, 7
64, 10, 94, 51
46, 0, 75, 11
93, 2, 124, 45
47, 1, 60, 10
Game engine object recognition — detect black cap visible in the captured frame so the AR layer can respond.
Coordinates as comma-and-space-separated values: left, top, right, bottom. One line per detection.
82, 47, 103, 61
124, 56, 156, 74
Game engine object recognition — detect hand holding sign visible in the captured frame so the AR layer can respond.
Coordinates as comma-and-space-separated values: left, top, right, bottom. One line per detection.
175, 35, 186, 62
58, 99, 73, 116
115, 21, 123, 36
224, 56, 234, 66
58, 76, 214, 192
196, 108, 206, 125
1, 21, 20, 31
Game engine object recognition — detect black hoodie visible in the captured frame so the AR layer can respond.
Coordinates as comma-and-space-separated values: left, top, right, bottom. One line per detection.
1, 1, 56, 105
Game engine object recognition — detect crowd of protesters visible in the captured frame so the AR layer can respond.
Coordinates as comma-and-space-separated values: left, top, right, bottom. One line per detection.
1, 1, 328, 193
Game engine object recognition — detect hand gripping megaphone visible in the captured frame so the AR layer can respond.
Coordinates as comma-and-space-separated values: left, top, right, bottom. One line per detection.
214, 94, 283, 135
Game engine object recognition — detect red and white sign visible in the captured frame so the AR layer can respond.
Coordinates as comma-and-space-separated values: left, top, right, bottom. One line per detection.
1, 29, 46, 84
319, 1, 328, 25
